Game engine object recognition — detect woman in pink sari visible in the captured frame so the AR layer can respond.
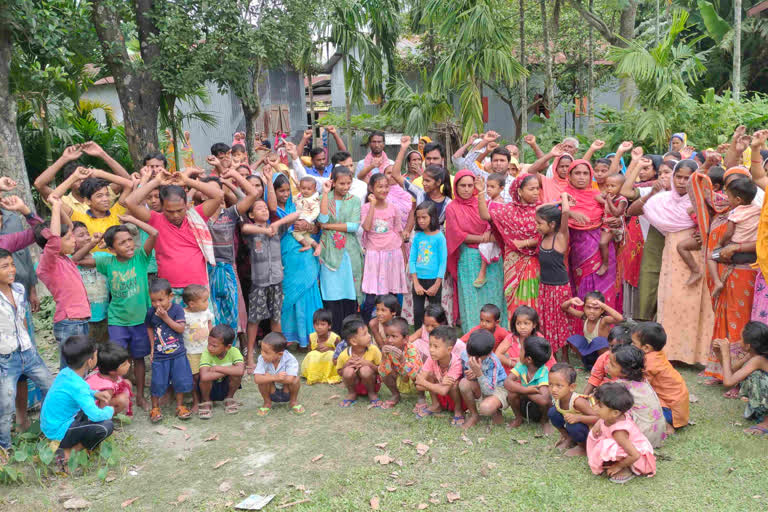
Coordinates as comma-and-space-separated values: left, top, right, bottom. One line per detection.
566, 160, 621, 311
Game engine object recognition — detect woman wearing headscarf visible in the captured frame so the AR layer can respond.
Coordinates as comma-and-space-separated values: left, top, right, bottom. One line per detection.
445, 170, 507, 331
635, 160, 713, 364
669, 133, 687, 154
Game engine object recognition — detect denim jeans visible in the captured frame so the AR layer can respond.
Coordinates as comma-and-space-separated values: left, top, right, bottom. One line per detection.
0, 348, 53, 449
53, 319, 90, 369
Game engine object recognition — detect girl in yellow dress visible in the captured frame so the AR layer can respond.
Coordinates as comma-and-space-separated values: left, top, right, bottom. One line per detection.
301, 310, 342, 384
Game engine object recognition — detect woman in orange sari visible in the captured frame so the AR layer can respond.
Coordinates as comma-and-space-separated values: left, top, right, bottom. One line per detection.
691, 167, 758, 392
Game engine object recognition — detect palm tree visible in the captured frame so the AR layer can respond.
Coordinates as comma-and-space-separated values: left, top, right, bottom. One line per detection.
608, 9, 709, 147
380, 72, 453, 136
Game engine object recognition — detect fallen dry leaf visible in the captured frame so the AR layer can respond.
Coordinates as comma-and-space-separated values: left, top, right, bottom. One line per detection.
105, 473, 117, 483
515, 439, 528, 445
375, 442, 388, 450
204, 433, 219, 442
63, 497, 91, 510
439, 483, 450, 489
218, 481, 232, 493
370, 496, 380, 510
728, 467, 736, 473
689, 393, 699, 403
243, 471, 255, 477
374, 454, 394, 465
213, 458, 231, 469
175, 494, 188, 504
415, 443, 430, 456
184, 433, 191, 441
154, 427, 171, 436
386, 486, 397, 492
417, 504, 428, 510
753, 495, 762, 499
460, 434, 473, 446
446, 492, 460, 503
328, 394, 340, 400
295, 484, 306, 491
402, 439, 414, 445
429, 498, 440, 504
394, 459, 404, 467
121, 497, 139, 508
311, 454, 324, 463
404, 481, 415, 486
391, 411, 400, 416
477, 437, 486, 443
310, 412, 319, 417
173, 425, 187, 431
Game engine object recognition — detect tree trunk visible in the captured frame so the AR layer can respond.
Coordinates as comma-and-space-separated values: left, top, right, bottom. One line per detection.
308, 70, 317, 148
617, 1, 638, 108
41, 102, 53, 168
540, 0, 554, 114
243, 101, 262, 165
343, 57, 352, 151
519, 0, 527, 140
733, 0, 742, 102
90, 0, 162, 170
588, 0, 595, 135
0, 25, 35, 210
168, 96, 181, 172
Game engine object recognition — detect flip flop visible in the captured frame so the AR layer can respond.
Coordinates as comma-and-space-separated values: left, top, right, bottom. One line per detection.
224, 398, 240, 414
381, 400, 399, 410
257, 407, 271, 416
609, 473, 635, 484
176, 405, 192, 420
415, 408, 434, 419
291, 404, 306, 415
339, 399, 357, 408
368, 399, 383, 409
451, 415, 465, 426
412, 403, 428, 413
743, 425, 768, 436
149, 407, 163, 423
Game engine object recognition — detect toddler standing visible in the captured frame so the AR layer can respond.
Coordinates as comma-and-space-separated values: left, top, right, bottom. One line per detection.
182, 284, 214, 414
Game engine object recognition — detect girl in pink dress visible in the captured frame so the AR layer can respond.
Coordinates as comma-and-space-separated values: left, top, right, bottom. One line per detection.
587, 382, 656, 484
360, 174, 409, 319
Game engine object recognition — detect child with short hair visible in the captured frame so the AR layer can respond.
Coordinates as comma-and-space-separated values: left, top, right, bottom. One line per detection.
182, 284, 214, 414
253, 332, 303, 415
301, 309, 342, 385
415, 325, 465, 425
605, 345, 667, 448
293, 176, 322, 256
505, 336, 554, 433
460, 303, 511, 351
72, 217, 157, 410
631, 322, 689, 433
474, 173, 503, 287
409, 201, 447, 327
583, 323, 634, 395
337, 318, 382, 407
231, 144, 248, 166
41, 336, 114, 467
146, 278, 193, 422
458, 330, 507, 430
69, 221, 109, 343
587, 382, 656, 483
207, 142, 233, 176
495, 305, 556, 373
198, 325, 245, 418
596, 174, 628, 276
369, 294, 402, 348
562, 291, 623, 370
715, 321, 768, 436
86, 342, 133, 416
35, 197, 91, 368
379, 317, 425, 410
548, 362, 598, 457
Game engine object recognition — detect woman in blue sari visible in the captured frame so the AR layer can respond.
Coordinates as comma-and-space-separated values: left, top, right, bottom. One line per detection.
272, 174, 323, 348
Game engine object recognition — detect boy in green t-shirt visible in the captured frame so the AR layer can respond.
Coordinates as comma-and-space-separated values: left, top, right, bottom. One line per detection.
72, 215, 157, 410
198, 325, 245, 419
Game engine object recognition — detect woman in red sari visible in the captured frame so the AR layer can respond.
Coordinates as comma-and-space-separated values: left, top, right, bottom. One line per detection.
478, 174, 542, 318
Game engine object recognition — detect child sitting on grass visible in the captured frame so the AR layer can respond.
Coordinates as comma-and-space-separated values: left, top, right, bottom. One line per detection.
459, 303, 510, 351
458, 330, 507, 430
337, 318, 382, 408
369, 294, 401, 348
253, 332, 303, 415
505, 336, 554, 434
411, 304, 466, 359
379, 317, 425, 411
631, 322, 689, 434
562, 291, 623, 370
415, 326, 465, 426
714, 321, 768, 436
198, 325, 245, 418
301, 309, 342, 385
86, 342, 133, 416
548, 362, 598, 457
182, 284, 214, 414
587, 383, 656, 484
495, 305, 556, 373
41, 336, 114, 467
583, 324, 634, 395
146, 278, 193, 423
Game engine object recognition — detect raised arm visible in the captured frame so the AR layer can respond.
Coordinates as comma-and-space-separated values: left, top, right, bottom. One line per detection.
124, 174, 161, 222
476, 177, 491, 221
71, 233, 103, 266
222, 170, 262, 216
620, 147, 644, 201
326, 125, 346, 152
582, 139, 605, 162
120, 214, 158, 254
724, 125, 748, 169
527, 145, 564, 175
296, 129, 313, 158
749, 130, 768, 190
81, 141, 131, 183
598, 300, 623, 324
183, 174, 225, 218
523, 134, 545, 160
34, 145, 84, 200
611, 141, 633, 179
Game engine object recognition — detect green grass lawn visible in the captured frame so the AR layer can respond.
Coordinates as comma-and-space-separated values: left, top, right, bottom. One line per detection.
2, 332, 768, 512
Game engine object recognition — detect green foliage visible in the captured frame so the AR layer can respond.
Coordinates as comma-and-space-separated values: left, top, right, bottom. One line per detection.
380, 73, 454, 136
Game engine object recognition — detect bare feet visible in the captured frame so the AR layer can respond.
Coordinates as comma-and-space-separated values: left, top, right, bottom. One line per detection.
190, 404, 199, 414
541, 422, 556, 436
136, 396, 150, 411
554, 435, 571, 451
596, 263, 608, 276
665, 423, 675, 436
507, 417, 524, 429
491, 411, 504, 425
564, 444, 587, 457
723, 387, 740, 399
298, 245, 311, 252
685, 272, 702, 287
462, 413, 480, 430
312, 242, 323, 257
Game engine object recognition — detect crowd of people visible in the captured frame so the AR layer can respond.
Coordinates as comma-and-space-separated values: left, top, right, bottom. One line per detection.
1, 124, 767, 484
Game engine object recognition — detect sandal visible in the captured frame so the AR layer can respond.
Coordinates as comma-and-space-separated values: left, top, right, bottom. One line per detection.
150, 407, 163, 423
291, 404, 305, 415
198, 401, 213, 420
412, 403, 428, 413
257, 407, 271, 416
176, 405, 192, 420
743, 425, 768, 436
609, 473, 635, 484
339, 399, 356, 408
381, 400, 399, 410
451, 415, 465, 426
369, 399, 383, 408
415, 408, 434, 419
224, 398, 240, 415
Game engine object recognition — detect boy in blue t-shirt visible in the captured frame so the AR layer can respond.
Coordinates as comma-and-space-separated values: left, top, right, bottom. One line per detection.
504, 336, 554, 434
458, 329, 507, 430
41, 335, 113, 467
145, 278, 193, 423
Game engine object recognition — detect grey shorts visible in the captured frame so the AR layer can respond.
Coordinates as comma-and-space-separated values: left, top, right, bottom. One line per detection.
248, 284, 283, 323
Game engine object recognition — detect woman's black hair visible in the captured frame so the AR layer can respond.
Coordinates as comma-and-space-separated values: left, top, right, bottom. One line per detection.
367, 173, 388, 202
518, 174, 539, 190
158, 184, 186, 204
273, 174, 290, 190
330, 165, 353, 184
661, 159, 677, 171
742, 321, 768, 358
313, 309, 333, 326
430, 325, 457, 347
612, 345, 645, 382
142, 152, 168, 167
375, 294, 402, 316
466, 329, 495, 357
384, 317, 409, 338
103, 224, 133, 249
647, 155, 662, 173
96, 342, 131, 374
414, 201, 439, 232
423, 165, 452, 198
673, 159, 698, 174
665, 151, 682, 160
510, 305, 540, 337
523, 336, 552, 367
594, 382, 634, 414
424, 304, 447, 325
595, 157, 612, 168
535, 204, 562, 231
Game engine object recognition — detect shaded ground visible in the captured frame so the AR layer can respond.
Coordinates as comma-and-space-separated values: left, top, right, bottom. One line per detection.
2, 329, 768, 511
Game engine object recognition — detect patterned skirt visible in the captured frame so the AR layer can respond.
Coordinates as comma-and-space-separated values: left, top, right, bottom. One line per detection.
539, 283, 572, 352
361, 248, 409, 295
502, 250, 540, 318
